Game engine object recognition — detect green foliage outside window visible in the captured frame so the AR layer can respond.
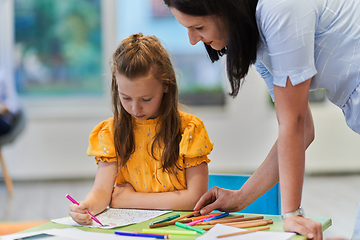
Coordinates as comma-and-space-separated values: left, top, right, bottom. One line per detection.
14, 0, 103, 96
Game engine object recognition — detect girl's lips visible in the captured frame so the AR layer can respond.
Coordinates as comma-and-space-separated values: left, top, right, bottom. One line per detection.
134, 115, 145, 119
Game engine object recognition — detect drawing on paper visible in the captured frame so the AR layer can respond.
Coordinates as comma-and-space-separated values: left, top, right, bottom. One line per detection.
52, 208, 171, 229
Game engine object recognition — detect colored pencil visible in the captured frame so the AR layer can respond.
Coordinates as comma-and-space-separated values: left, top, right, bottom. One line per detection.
190, 212, 225, 221
226, 219, 273, 227
217, 226, 270, 238
115, 231, 169, 239
196, 215, 263, 226
143, 229, 197, 236
187, 216, 212, 226
169, 211, 200, 223
175, 222, 206, 234
150, 214, 181, 225
65, 194, 104, 227
149, 219, 192, 228
203, 219, 273, 231
195, 215, 245, 225
203, 212, 229, 222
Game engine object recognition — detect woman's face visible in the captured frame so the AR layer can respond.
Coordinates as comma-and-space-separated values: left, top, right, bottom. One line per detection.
170, 8, 228, 51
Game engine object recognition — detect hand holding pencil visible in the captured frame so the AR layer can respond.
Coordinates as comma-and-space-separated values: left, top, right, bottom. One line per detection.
67, 194, 103, 226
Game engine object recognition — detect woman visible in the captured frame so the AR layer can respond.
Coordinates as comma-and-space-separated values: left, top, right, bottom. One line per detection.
163, 0, 360, 239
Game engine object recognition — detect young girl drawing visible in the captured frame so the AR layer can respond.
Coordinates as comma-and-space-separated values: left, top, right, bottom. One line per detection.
68, 33, 213, 225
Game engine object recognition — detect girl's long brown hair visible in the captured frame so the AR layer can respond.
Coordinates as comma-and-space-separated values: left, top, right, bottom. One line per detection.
111, 33, 182, 174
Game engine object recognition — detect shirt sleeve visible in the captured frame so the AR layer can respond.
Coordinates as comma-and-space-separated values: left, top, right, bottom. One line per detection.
0, 68, 20, 114
86, 118, 117, 164
256, 0, 318, 87
179, 116, 213, 168
254, 60, 275, 101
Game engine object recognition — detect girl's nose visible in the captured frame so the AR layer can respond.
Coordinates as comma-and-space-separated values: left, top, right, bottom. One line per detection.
188, 29, 202, 45
132, 101, 142, 114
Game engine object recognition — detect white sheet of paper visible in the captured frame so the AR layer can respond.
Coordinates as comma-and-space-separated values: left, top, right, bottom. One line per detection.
196, 224, 296, 240
51, 208, 170, 229
0, 228, 154, 240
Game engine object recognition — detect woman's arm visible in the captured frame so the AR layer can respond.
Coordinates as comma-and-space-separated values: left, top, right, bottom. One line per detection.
274, 77, 311, 214
109, 162, 208, 210
69, 161, 117, 224
274, 77, 322, 239
194, 85, 315, 214
237, 101, 315, 210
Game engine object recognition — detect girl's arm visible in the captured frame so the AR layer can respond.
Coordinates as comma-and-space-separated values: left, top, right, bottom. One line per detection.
109, 162, 208, 210
69, 161, 117, 225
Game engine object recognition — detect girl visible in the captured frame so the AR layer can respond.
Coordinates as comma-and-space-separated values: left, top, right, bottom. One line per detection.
163, 0, 360, 239
68, 33, 213, 225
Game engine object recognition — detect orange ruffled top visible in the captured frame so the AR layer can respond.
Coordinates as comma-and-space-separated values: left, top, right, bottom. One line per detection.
87, 111, 213, 193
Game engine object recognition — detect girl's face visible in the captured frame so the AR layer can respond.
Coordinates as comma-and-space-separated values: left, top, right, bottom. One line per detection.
116, 71, 168, 120
170, 7, 228, 51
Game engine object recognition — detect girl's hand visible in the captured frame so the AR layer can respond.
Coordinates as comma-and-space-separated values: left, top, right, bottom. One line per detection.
194, 187, 243, 214
109, 183, 136, 208
283, 216, 323, 240
68, 201, 92, 225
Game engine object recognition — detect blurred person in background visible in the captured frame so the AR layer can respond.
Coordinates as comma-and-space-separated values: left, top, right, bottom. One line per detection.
0, 67, 20, 135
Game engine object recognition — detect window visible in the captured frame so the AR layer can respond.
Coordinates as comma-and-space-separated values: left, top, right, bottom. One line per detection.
14, 0, 103, 97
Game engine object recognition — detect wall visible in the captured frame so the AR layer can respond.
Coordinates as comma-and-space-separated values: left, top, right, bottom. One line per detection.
2, 0, 360, 181
3, 66, 360, 180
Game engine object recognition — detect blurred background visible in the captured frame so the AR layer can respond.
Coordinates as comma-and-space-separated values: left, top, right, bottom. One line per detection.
1, 0, 360, 239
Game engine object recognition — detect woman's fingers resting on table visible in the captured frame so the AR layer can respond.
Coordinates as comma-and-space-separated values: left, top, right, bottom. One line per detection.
283, 216, 323, 240
194, 186, 242, 214
68, 201, 92, 225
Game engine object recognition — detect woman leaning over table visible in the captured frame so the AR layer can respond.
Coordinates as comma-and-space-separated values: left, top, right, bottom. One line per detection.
163, 0, 360, 239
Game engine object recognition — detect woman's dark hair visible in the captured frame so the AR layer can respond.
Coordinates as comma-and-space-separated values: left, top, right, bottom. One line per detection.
163, 0, 259, 97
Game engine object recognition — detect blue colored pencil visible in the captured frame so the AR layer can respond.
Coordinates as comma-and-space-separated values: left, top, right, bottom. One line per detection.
203, 212, 229, 222
115, 231, 169, 239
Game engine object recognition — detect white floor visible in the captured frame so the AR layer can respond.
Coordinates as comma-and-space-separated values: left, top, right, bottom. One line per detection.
0, 174, 359, 239
302, 174, 360, 239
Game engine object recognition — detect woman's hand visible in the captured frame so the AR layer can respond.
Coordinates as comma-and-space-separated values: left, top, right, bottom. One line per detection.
283, 216, 323, 240
109, 183, 136, 208
68, 201, 92, 225
194, 186, 243, 214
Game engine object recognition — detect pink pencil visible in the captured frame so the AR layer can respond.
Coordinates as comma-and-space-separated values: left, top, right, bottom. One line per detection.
187, 216, 212, 226
65, 194, 104, 226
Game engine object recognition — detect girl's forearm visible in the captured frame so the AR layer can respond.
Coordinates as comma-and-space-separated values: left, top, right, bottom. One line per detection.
112, 189, 205, 210
84, 188, 112, 215
84, 161, 117, 215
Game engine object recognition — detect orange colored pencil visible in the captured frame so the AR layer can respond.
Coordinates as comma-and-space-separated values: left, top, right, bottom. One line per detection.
217, 226, 270, 238
196, 215, 259, 226
149, 219, 192, 228
203, 219, 273, 231
169, 210, 200, 223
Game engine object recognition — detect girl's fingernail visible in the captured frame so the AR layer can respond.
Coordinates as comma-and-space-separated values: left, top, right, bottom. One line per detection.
307, 233, 314, 239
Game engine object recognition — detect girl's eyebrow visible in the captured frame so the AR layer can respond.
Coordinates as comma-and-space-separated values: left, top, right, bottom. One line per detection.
119, 92, 129, 97
119, 92, 153, 98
